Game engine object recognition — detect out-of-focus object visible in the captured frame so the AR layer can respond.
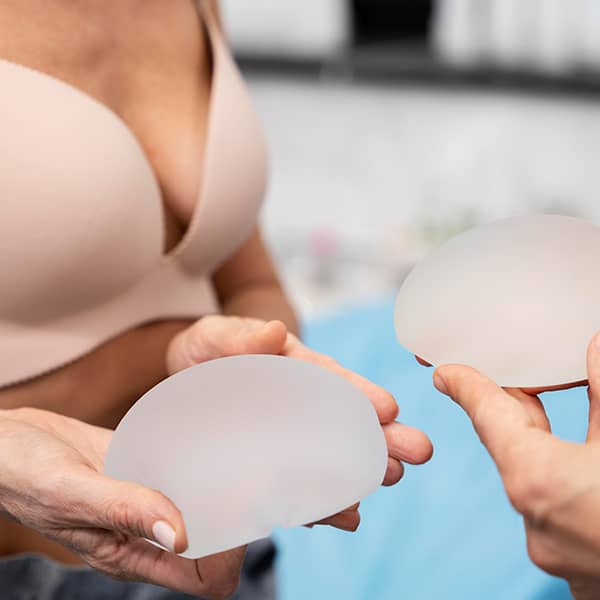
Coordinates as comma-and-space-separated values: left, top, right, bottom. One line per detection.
433, 0, 600, 75
580, 0, 600, 70
221, 0, 350, 59
105, 355, 387, 558
352, 0, 433, 45
308, 229, 339, 287
488, 0, 574, 72
394, 215, 600, 388
488, 0, 532, 68
431, 0, 486, 67
534, 0, 577, 73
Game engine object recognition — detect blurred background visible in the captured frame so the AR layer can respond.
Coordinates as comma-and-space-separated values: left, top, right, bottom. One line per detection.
222, 0, 600, 319
218, 2, 599, 599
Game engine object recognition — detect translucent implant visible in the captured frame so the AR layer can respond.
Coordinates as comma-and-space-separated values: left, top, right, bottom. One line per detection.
395, 215, 600, 388
104, 355, 387, 558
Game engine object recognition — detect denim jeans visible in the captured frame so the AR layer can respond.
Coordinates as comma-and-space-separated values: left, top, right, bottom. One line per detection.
0, 540, 276, 600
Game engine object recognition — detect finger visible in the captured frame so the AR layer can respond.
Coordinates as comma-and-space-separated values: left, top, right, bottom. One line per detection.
231, 319, 287, 355
586, 331, 600, 442
94, 535, 246, 599
434, 365, 544, 474
314, 510, 360, 532
416, 356, 432, 367
521, 379, 588, 395
305, 503, 359, 527
69, 470, 188, 553
382, 457, 404, 486
505, 388, 551, 433
285, 340, 399, 423
167, 316, 287, 373
337, 367, 399, 423
194, 546, 248, 598
383, 421, 433, 464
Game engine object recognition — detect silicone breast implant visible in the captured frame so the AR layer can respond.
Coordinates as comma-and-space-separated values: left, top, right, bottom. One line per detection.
394, 214, 600, 388
105, 355, 388, 558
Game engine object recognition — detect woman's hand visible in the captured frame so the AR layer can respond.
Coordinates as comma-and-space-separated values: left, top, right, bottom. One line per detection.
0, 407, 245, 600
432, 332, 600, 600
166, 315, 434, 531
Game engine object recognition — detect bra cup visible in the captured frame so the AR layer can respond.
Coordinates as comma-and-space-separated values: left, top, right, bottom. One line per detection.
0, 4, 269, 387
0, 62, 164, 323
178, 38, 268, 274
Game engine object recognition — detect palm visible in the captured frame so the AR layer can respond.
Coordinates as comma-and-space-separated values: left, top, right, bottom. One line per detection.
0, 407, 246, 598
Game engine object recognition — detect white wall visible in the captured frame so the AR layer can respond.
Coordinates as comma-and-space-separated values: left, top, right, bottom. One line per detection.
432, 0, 600, 71
249, 78, 600, 315
221, 0, 351, 58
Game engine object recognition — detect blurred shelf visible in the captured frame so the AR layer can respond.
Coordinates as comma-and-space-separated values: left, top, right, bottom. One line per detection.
237, 42, 600, 100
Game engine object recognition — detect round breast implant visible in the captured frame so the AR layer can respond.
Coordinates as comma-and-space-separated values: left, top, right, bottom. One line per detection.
394, 215, 600, 388
104, 355, 388, 559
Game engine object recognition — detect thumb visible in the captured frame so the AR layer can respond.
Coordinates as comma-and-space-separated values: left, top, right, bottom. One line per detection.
166, 316, 288, 374
586, 331, 600, 442
434, 365, 533, 475
71, 471, 188, 553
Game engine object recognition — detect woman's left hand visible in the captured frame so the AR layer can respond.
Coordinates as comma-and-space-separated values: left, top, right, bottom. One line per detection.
166, 315, 433, 532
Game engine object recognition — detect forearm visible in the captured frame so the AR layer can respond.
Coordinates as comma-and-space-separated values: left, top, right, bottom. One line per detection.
221, 281, 300, 337
212, 227, 301, 337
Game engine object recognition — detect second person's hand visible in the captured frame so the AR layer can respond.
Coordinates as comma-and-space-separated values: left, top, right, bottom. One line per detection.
433, 332, 600, 600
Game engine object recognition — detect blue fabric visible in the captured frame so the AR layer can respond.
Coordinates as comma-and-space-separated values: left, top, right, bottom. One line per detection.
274, 296, 582, 600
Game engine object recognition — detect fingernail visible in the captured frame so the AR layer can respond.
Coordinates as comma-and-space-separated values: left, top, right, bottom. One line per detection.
594, 332, 600, 352
433, 372, 449, 396
152, 521, 176, 553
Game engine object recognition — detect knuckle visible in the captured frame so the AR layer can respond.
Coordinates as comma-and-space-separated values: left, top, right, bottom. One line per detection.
177, 318, 216, 362
505, 469, 549, 521
526, 536, 546, 570
83, 534, 135, 582
526, 535, 563, 576
104, 497, 144, 537
86, 554, 128, 581
504, 449, 557, 524
183, 325, 205, 361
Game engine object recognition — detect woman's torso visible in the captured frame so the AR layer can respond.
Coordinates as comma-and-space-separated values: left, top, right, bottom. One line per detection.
0, 0, 240, 560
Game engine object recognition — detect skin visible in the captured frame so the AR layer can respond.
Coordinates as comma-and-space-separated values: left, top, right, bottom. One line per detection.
432, 332, 600, 600
0, 406, 246, 600
0, 0, 434, 593
0, 316, 433, 596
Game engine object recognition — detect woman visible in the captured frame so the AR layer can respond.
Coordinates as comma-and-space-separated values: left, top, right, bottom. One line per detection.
433, 331, 600, 600
0, 1, 433, 598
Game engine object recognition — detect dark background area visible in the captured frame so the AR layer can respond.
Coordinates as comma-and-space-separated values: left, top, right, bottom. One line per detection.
352, 0, 434, 44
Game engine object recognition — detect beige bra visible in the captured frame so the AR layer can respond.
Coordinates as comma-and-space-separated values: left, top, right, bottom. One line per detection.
0, 2, 268, 387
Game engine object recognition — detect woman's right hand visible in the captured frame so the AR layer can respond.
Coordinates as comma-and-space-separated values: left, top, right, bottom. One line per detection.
0, 407, 245, 600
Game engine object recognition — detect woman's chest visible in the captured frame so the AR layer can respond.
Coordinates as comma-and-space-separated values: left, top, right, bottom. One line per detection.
0, 0, 212, 243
